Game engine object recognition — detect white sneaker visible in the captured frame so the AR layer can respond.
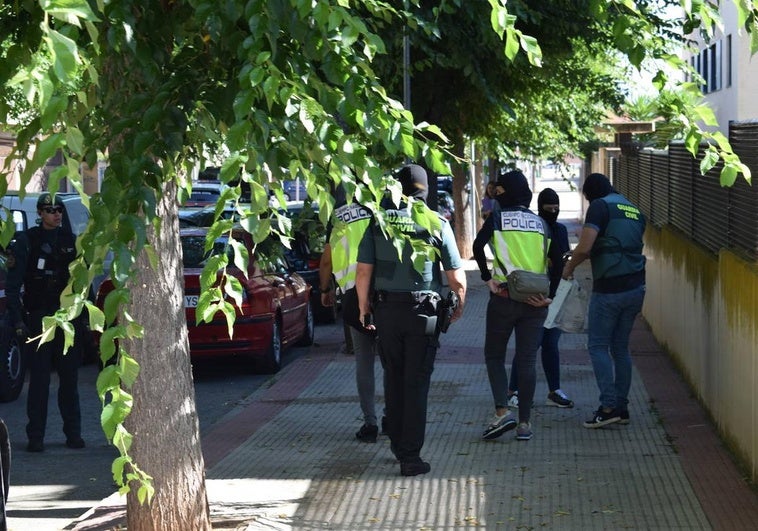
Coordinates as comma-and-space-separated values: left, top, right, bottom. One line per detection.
482, 411, 517, 440
507, 393, 519, 408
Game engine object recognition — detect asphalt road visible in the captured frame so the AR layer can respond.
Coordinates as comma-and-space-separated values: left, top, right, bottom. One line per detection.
1, 333, 327, 530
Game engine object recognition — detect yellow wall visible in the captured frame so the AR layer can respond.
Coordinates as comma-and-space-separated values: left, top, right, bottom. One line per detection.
643, 226, 758, 481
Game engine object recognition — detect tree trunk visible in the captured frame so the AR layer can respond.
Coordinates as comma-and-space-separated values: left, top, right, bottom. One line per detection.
452, 142, 474, 259
124, 180, 211, 530
473, 155, 485, 232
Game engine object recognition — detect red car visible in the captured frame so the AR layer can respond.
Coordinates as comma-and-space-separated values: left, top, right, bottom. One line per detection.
98, 227, 314, 373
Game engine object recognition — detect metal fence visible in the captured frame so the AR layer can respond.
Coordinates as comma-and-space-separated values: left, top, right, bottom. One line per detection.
610, 120, 758, 261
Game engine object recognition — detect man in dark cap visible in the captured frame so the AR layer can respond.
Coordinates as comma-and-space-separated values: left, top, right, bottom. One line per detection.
562, 172, 646, 428
356, 164, 466, 476
5, 192, 84, 452
507, 188, 574, 409
472, 170, 561, 442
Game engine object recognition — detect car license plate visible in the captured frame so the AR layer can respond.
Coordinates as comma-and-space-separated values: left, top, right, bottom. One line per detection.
184, 295, 199, 308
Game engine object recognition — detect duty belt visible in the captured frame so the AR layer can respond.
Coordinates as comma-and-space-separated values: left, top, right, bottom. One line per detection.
376, 290, 440, 303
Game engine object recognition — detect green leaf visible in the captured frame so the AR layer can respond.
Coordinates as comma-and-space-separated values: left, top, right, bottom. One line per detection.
42, 0, 99, 23
519, 34, 542, 67
504, 29, 519, 60
691, 104, 718, 127
224, 275, 243, 308
46, 29, 80, 82
40, 95, 68, 130
699, 148, 718, 174
31, 133, 65, 172
719, 164, 738, 187
112, 424, 134, 454
119, 355, 141, 388
102, 397, 132, 441
95, 365, 120, 401
65, 126, 85, 155
684, 130, 700, 156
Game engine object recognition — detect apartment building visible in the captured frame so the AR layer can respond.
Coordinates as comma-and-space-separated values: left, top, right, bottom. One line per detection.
686, 2, 758, 135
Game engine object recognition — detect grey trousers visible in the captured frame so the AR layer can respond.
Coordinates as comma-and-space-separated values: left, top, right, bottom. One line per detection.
350, 326, 380, 425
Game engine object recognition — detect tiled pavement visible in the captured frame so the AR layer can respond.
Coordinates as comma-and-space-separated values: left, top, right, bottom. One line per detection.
66, 248, 758, 530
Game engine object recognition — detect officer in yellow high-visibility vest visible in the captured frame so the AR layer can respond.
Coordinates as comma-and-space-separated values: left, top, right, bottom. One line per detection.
472, 170, 559, 443
319, 189, 383, 443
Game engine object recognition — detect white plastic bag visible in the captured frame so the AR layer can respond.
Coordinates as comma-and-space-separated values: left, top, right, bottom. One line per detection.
544, 279, 589, 333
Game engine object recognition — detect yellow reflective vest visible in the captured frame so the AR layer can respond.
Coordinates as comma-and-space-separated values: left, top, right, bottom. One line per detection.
489, 207, 550, 284
330, 202, 372, 291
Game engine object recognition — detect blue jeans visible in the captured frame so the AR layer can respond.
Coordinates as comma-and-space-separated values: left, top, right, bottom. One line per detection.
587, 284, 645, 411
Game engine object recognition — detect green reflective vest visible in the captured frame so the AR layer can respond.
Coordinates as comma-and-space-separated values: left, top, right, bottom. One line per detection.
590, 193, 646, 280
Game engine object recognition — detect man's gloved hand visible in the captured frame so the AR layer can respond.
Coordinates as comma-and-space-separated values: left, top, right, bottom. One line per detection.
14, 321, 29, 339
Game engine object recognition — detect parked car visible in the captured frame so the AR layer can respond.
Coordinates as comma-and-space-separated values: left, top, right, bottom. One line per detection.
282, 179, 308, 201
437, 175, 453, 193
178, 204, 235, 228
183, 181, 229, 207
178, 200, 340, 324
97, 227, 314, 373
1, 192, 90, 237
437, 190, 456, 228
280, 201, 341, 323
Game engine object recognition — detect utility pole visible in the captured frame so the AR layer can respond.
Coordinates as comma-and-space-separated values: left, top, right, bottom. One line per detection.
403, 0, 410, 112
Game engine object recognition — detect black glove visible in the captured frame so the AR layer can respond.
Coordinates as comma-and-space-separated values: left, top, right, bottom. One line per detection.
14, 321, 29, 339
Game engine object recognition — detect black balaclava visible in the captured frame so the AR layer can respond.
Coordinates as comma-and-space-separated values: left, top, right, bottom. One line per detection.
538, 188, 560, 225
496, 169, 532, 208
397, 164, 429, 203
582, 173, 614, 202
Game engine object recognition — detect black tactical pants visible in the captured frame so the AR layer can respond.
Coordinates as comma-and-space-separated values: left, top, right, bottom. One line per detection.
25, 310, 82, 443
374, 296, 438, 464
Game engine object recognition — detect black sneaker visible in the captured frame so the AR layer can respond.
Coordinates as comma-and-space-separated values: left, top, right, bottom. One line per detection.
66, 437, 86, 449
618, 409, 630, 425
26, 440, 44, 453
583, 408, 621, 429
355, 424, 378, 443
400, 460, 431, 476
546, 390, 574, 408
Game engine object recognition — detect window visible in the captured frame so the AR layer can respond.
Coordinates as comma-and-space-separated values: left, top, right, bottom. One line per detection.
726, 34, 732, 87
694, 39, 724, 94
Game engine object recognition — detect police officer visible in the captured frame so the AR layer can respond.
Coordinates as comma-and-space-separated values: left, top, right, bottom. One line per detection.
5, 193, 84, 452
356, 164, 466, 476
562, 172, 646, 428
319, 186, 384, 443
472, 170, 558, 442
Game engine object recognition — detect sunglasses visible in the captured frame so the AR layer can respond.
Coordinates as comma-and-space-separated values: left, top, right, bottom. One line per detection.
42, 206, 64, 214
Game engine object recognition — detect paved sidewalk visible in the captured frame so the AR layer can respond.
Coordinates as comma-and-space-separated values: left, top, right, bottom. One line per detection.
66, 252, 758, 530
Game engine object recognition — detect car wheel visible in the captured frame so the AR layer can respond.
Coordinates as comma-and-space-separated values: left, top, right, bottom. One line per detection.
297, 302, 315, 346
0, 323, 26, 403
260, 318, 282, 373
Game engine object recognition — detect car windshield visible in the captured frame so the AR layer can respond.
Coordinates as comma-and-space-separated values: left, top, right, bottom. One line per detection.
181, 235, 234, 268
